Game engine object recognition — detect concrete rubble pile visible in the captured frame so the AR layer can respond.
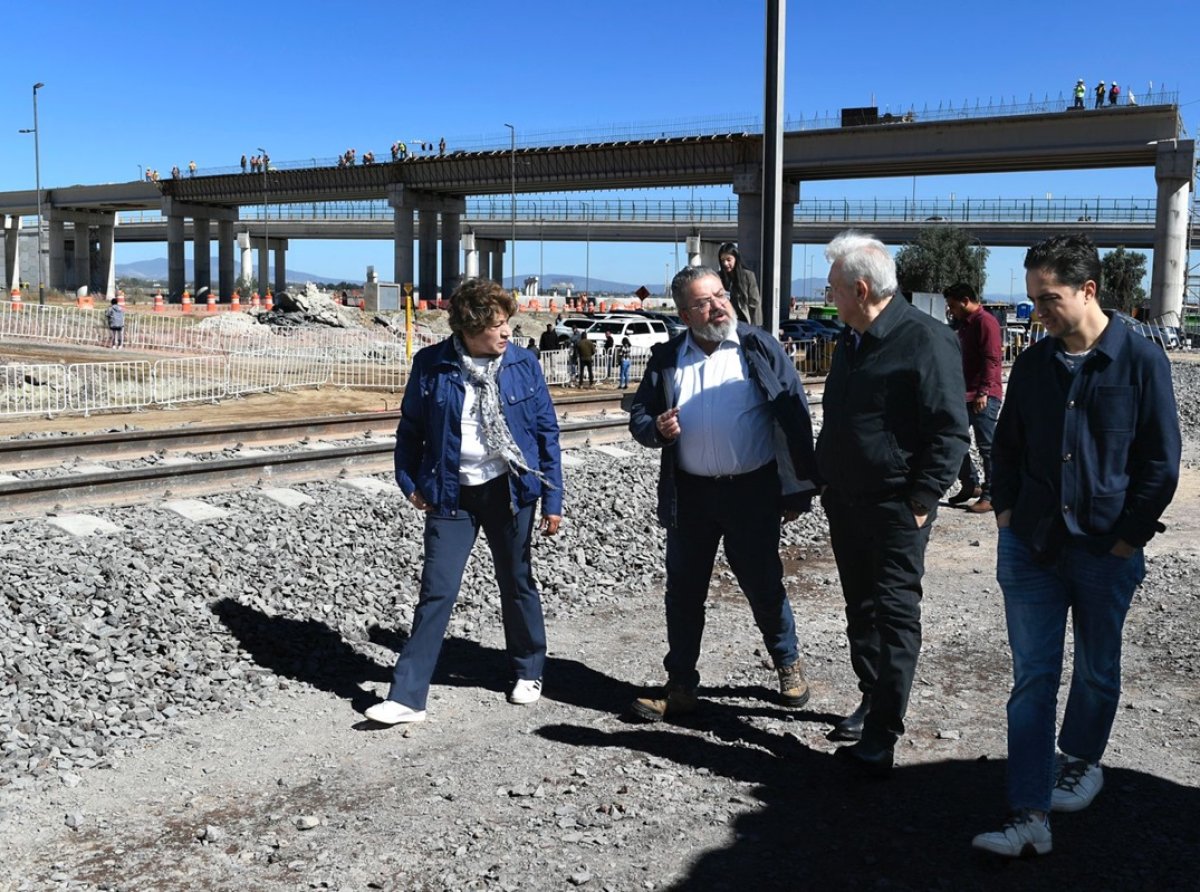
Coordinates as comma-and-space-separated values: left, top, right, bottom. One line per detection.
253, 283, 360, 329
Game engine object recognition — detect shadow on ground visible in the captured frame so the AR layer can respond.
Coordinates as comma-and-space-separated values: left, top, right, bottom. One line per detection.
538, 721, 1200, 891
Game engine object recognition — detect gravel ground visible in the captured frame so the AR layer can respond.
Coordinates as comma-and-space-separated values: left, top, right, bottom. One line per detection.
0, 363, 1197, 891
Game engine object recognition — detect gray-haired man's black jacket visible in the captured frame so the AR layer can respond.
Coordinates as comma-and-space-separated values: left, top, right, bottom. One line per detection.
816, 296, 969, 510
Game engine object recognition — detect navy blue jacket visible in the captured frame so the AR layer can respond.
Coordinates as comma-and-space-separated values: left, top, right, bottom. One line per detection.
628, 324, 818, 528
992, 311, 1180, 550
816, 296, 969, 511
394, 338, 563, 518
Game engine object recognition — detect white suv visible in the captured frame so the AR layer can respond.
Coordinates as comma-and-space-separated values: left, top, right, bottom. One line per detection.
583, 316, 671, 349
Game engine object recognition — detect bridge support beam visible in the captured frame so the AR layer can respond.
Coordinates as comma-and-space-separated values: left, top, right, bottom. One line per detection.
238, 232, 252, 285
274, 242, 287, 295
463, 231, 479, 279
193, 218, 211, 297
72, 221, 90, 293
419, 209, 438, 303
218, 218, 236, 300
441, 211, 462, 300
168, 215, 186, 302
3, 216, 18, 294
733, 164, 763, 287
95, 220, 116, 299
48, 219, 66, 292
1149, 138, 1194, 324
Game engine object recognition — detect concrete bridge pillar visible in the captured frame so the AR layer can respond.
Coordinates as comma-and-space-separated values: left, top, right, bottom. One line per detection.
3, 216, 18, 293
218, 218, 236, 300
462, 231, 479, 279
193, 217, 211, 295
441, 211, 462, 300
418, 208, 438, 303
733, 163, 762, 281
273, 242, 287, 295
779, 180, 799, 317
238, 231, 252, 284
1149, 139, 1194, 325
388, 186, 415, 289
48, 219, 66, 292
257, 237, 270, 295
167, 215, 186, 302
96, 218, 116, 298
491, 244, 505, 287
71, 221, 91, 292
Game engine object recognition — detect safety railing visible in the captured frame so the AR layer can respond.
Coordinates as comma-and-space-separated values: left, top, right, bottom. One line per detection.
69, 361, 155, 416
0, 364, 70, 417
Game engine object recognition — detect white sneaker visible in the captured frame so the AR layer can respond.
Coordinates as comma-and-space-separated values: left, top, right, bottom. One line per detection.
509, 678, 542, 705
364, 700, 426, 725
972, 810, 1052, 857
1051, 753, 1103, 812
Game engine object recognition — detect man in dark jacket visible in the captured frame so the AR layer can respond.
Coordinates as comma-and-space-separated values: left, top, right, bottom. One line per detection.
717, 242, 763, 328
628, 266, 818, 721
538, 323, 559, 353
972, 235, 1179, 858
575, 335, 595, 387
816, 231, 969, 776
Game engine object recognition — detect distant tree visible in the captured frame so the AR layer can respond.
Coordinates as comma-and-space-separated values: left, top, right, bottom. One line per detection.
1100, 246, 1148, 313
894, 226, 989, 296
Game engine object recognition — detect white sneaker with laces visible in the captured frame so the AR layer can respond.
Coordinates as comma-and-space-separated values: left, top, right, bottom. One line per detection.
364, 700, 426, 725
972, 809, 1052, 857
1051, 753, 1103, 812
509, 678, 542, 705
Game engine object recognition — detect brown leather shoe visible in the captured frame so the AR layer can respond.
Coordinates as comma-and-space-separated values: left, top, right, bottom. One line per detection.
948, 484, 982, 506
968, 499, 994, 514
631, 683, 699, 722
777, 661, 811, 708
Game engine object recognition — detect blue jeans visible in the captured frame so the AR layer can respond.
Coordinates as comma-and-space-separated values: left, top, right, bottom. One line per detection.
958, 396, 1000, 500
997, 527, 1145, 811
386, 475, 546, 710
663, 464, 798, 688
618, 358, 631, 388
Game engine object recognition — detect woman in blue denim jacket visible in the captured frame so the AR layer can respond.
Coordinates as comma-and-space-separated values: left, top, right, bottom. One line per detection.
366, 279, 563, 725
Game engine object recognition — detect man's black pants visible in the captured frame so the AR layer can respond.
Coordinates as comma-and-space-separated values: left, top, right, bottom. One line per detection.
822, 488, 934, 749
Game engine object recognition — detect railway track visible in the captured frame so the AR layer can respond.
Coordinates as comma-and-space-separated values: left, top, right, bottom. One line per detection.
0, 393, 631, 522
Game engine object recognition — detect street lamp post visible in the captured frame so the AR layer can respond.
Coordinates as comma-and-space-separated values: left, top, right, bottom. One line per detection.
18, 83, 46, 304
257, 146, 268, 295
504, 124, 516, 293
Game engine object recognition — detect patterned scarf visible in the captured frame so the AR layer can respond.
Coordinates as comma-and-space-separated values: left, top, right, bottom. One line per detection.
453, 336, 553, 488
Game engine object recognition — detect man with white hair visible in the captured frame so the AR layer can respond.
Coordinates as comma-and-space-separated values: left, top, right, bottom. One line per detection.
817, 231, 969, 776
628, 266, 819, 721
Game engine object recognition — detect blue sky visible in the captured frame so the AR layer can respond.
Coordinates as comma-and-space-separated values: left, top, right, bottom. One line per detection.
2, 0, 1197, 297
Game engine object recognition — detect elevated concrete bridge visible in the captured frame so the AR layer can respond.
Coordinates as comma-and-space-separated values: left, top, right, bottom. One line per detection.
0, 104, 1193, 320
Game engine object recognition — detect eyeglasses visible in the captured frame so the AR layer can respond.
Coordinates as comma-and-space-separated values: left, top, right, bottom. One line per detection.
686, 293, 730, 314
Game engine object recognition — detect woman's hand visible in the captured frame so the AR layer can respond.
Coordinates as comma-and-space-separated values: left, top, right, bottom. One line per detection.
409, 492, 432, 512
540, 514, 562, 536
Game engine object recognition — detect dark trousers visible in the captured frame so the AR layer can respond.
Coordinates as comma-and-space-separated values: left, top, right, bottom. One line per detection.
387, 475, 546, 710
663, 464, 799, 689
823, 489, 934, 748
577, 359, 594, 386
957, 396, 1000, 500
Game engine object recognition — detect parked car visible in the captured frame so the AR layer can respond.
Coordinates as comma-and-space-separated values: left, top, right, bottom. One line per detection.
582, 316, 671, 349
627, 310, 688, 337
554, 316, 597, 346
781, 318, 837, 342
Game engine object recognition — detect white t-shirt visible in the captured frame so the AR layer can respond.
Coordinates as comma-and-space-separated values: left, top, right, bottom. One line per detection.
459, 358, 509, 485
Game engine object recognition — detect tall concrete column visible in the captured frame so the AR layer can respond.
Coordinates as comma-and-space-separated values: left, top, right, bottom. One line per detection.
733, 163, 763, 279
441, 211, 462, 300
779, 181, 799, 317
418, 208, 438, 303
273, 242, 286, 295
1149, 138, 1195, 325
48, 219, 66, 292
193, 217, 211, 296
238, 231, 252, 284
257, 238, 270, 295
388, 186, 415, 288
218, 218, 235, 300
96, 219, 116, 299
167, 214, 186, 301
492, 245, 504, 287
72, 222, 91, 292
3, 216, 18, 293
463, 231, 479, 279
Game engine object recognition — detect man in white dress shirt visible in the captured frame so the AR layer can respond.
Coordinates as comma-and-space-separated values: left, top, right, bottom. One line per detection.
628, 266, 819, 721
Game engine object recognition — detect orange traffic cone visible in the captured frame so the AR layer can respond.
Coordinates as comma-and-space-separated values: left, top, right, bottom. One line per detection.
116, 290, 126, 308
153, 290, 165, 313
181, 290, 193, 313
250, 292, 260, 309
230, 294, 241, 311
264, 291, 274, 311
9, 287, 21, 311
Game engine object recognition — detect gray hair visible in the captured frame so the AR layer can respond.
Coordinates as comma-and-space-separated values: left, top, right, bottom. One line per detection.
670, 265, 721, 312
824, 230, 897, 301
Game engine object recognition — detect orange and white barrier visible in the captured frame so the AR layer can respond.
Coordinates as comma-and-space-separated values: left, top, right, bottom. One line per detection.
206, 292, 217, 312
181, 290, 193, 313
250, 292, 260, 309
230, 294, 241, 312
153, 291, 165, 313
10, 287, 21, 311
264, 292, 274, 311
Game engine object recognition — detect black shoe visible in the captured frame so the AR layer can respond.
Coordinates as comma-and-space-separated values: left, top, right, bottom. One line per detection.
827, 695, 871, 741
834, 740, 894, 778
948, 484, 982, 506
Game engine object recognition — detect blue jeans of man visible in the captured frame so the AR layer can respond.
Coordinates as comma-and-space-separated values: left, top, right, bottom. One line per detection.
958, 396, 1000, 500
387, 475, 546, 710
663, 464, 799, 689
996, 528, 1144, 812
822, 489, 934, 749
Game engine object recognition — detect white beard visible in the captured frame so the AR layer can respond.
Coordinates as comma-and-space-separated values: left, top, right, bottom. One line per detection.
691, 315, 736, 343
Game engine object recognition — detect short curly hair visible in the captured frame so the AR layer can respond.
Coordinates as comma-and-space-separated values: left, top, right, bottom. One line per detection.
448, 278, 518, 336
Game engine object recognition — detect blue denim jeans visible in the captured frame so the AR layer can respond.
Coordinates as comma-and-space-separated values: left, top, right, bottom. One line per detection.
958, 396, 1000, 500
663, 464, 798, 688
618, 358, 631, 388
386, 475, 546, 710
996, 527, 1145, 811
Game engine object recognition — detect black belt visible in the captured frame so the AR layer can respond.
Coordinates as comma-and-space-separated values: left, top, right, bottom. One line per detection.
677, 461, 776, 485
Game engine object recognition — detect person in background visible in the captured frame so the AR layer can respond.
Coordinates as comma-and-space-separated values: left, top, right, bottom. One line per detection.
365, 279, 563, 725
617, 336, 632, 390
1094, 80, 1106, 109
105, 297, 125, 349
717, 242, 763, 328
1073, 79, 1086, 109
972, 234, 1180, 858
539, 323, 559, 353
576, 332, 596, 387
